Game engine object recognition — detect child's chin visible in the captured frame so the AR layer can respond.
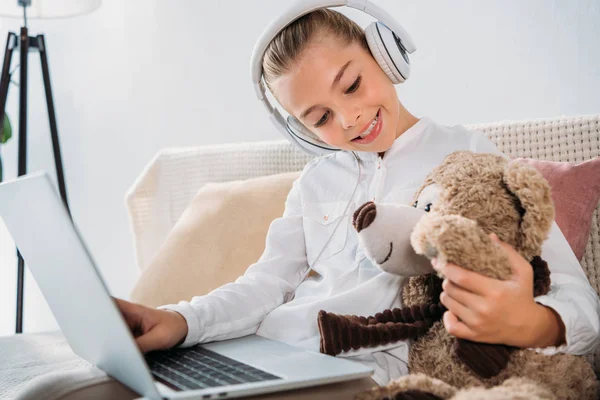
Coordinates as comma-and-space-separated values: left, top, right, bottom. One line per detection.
367, 138, 393, 153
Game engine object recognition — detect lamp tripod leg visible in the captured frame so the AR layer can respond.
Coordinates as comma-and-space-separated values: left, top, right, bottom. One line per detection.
15, 27, 29, 334
37, 34, 70, 215
0, 33, 17, 176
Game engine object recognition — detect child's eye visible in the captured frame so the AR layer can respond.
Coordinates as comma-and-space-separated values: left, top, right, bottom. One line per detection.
345, 76, 362, 94
314, 111, 330, 128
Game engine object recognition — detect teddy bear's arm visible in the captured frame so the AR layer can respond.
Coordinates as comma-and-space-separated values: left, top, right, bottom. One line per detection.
318, 302, 445, 356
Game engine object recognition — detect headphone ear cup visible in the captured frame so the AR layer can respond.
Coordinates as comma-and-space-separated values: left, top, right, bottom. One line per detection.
365, 22, 410, 84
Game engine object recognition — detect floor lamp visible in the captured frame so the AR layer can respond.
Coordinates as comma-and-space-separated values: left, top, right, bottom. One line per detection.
0, 0, 101, 333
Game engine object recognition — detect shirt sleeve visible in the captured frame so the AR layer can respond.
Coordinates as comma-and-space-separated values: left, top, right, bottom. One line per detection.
532, 223, 600, 355
158, 174, 310, 347
471, 130, 600, 354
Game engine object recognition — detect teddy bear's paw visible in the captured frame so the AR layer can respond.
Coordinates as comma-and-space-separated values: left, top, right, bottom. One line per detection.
354, 374, 456, 400
454, 339, 514, 379
411, 214, 511, 279
410, 214, 480, 263
450, 378, 556, 400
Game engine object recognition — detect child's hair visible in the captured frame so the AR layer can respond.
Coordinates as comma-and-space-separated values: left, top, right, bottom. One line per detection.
262, 9, 369, 92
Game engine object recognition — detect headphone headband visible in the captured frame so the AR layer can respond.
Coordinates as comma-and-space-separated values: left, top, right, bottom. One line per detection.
250, 0, 416, 156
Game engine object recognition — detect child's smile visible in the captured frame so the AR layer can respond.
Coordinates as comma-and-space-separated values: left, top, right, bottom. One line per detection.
351, 108, 382, 145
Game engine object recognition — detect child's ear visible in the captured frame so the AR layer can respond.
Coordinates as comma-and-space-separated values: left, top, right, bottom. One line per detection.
502, 160, 555, 260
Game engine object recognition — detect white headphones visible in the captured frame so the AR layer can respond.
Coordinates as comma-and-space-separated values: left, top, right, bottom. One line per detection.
250, 0, 416, 156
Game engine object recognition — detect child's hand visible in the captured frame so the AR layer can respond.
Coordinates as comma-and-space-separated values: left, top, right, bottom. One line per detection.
433, 234, 565, 348
113, 297, 188, 353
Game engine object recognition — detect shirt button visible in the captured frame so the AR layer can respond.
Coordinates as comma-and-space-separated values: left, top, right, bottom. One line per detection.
377, 163, 381, 169
324, 214, 328, 221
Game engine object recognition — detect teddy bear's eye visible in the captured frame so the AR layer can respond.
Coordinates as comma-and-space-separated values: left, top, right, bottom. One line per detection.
424, 203, 432, 212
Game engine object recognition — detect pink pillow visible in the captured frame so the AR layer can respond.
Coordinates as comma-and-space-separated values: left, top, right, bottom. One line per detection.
515, 157, 600, 261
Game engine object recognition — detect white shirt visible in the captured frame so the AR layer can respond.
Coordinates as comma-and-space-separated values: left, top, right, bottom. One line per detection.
161, 117, 600, 385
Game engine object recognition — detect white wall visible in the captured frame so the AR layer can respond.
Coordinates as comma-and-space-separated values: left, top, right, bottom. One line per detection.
0, 0, 599, 335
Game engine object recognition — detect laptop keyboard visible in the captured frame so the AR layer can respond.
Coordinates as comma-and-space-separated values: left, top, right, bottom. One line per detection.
146, 346, 283, 391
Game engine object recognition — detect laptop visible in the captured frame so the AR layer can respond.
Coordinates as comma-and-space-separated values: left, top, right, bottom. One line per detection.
0, 172, 373, 400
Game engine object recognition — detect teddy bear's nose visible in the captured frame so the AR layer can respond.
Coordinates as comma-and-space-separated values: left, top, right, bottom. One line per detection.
353, 201, 377, 233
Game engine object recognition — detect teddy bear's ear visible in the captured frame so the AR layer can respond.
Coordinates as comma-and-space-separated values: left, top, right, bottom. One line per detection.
502, 160, 555, 260
410, 152, 469, 205
411, 177, 435, 206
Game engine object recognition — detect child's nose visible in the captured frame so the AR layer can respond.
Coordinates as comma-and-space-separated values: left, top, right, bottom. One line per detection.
341, 110, 362, 130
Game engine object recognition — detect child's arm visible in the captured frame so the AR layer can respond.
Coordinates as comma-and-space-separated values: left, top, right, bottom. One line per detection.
529, 222, 600, 354
158, 176, 310, 348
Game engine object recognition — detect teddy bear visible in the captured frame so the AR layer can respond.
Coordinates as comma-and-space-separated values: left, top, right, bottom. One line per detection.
317, 151, 598, 399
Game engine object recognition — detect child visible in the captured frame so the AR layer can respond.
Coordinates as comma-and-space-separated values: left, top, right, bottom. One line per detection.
116, 7, 600, 386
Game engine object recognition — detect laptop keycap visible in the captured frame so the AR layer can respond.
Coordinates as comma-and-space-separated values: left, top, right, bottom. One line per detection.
146, 346, 282, 391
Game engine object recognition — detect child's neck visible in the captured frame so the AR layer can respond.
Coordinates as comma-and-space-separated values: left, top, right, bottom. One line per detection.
378, 105, 419, 160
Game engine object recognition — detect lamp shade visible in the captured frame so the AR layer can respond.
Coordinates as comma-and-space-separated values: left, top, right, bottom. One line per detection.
0, 0, 101, 19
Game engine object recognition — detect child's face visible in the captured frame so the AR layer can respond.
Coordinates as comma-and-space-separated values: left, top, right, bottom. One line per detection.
272, 33, 401, 153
